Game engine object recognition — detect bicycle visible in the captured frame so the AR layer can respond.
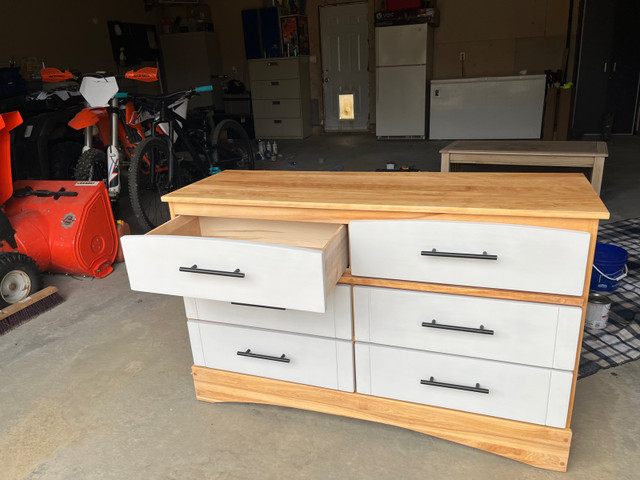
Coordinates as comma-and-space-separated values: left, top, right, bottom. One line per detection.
120, 86, 255, 232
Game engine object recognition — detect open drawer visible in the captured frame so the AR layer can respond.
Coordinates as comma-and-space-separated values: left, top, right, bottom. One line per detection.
121, 216, 348, 312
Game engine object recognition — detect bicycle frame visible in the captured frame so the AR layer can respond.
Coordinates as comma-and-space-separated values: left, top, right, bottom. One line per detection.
146, 98, 212, 190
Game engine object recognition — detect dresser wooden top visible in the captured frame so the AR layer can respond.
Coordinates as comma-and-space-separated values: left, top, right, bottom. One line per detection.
163, 171, 609, 220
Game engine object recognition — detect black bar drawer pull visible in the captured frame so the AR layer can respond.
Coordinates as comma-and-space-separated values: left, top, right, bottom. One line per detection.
179, 265, 245, 278
421, 376, 489, 394
237, 349, 290, 363
274, 119, 282, 124
270, 81, 280, 86
267, 61, 279, 66
231, 302, 286, 311
422, 320, 494, 335
421, 248, 498, 260
272, 100, 281, 105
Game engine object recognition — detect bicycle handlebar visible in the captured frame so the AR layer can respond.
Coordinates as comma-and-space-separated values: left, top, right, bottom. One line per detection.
114, 85, 213, 103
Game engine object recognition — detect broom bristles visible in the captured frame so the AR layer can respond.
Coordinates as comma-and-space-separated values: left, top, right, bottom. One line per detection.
0, 287, 64, 336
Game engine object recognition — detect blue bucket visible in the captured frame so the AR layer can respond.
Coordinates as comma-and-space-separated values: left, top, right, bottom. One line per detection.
590, 242, 628, 292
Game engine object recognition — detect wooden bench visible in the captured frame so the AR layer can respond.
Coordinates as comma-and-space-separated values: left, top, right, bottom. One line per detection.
440, 140, 608, 195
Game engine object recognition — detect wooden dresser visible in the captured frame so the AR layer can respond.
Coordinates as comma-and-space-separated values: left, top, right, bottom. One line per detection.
248, 57, 311, 139
121, 171, 609, 472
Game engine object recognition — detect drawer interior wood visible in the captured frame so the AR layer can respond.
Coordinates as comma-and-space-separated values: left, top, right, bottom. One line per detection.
150, 215, 346, 250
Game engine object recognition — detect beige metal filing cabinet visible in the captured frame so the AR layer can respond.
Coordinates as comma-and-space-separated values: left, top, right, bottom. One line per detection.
121, 171, 609, 472
248, 57, 311, 139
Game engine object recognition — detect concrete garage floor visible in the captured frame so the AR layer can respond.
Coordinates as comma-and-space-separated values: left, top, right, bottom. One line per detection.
1, 134, 640, 479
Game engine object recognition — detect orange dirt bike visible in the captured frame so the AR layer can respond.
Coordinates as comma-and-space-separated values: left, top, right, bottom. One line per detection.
41, 67, 158, 203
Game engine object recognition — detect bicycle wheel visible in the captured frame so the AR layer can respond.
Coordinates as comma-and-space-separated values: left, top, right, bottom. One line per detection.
73, 148, 107, 182
211, 119, 255, 170
128, 136, 199, 232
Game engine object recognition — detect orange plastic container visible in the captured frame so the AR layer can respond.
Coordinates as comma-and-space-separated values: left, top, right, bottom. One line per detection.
2, 180, 118, 278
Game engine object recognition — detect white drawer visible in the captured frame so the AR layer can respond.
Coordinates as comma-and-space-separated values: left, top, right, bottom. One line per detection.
253, 99, 301, 118
122, 216, 348, 313
184, 284, 353, 339
355, 343, 572, 428
251, 79, 301, 99
249, 58, 301, 81
349, 220, 590, 296
254, 118, 304, 138
353, 286, 581, 370
188, 320, 355, 392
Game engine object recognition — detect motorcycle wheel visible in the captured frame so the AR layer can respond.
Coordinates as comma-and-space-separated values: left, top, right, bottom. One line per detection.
73, 148, 108, 183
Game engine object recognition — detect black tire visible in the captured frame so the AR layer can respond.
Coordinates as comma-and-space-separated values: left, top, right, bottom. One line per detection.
211, 119, 255, 170
0, 253, 41, 308
50, 140, 83, 180
73, 148, 108, 183
128, 136, 200, 232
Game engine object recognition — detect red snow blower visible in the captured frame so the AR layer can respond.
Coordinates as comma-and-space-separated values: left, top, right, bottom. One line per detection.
0, 111, 118, 307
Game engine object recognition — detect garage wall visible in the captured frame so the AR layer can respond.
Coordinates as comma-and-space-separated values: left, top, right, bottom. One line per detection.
433, 0, 571, 79
0, 0, 160, 74
207, 0, 263, 87
204, 0, 571, 130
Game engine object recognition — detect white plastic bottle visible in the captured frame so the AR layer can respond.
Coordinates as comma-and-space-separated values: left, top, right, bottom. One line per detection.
272, 141, 278, 155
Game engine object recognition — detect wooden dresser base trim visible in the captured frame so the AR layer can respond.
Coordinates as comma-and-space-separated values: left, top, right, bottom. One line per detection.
192, 366, 572, 472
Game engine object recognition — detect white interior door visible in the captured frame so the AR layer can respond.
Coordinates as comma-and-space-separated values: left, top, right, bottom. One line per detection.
320, 3, 369, 131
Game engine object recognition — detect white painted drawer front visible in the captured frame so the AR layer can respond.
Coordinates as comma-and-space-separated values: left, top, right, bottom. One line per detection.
251, 79, 301, 99
249, 58, 300, 81
122, 217, 348, 313
188, 320, 354, 392
353, 286, 581, 370
349, 220, 590, 296
253, 99, 301, 118
355, 343, 572, 427
184, 284, 352, 339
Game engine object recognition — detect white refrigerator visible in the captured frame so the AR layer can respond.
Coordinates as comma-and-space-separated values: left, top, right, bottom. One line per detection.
375, 23, 431, 138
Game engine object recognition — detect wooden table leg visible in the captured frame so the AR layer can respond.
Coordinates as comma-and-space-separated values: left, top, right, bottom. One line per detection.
441, 153, 451, 172
591, 156, 605, 195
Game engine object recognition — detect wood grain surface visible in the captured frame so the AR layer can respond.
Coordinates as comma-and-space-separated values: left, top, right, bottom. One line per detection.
192, 366, 573, 472
163, 171, 609, 220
